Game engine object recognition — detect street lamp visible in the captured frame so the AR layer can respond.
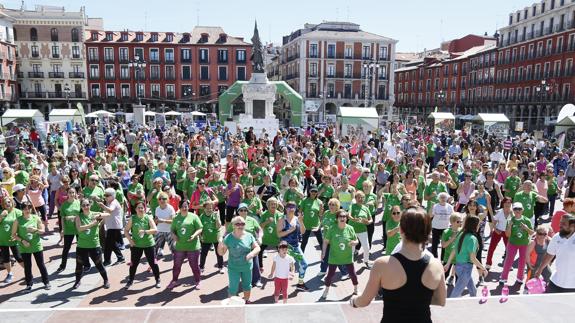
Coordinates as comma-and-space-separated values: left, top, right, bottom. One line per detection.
436, 90, 446, 110
64, 83, 71, 108
363, 60, 381, 107
129, 55, 147, 106
535, 79, 552, 101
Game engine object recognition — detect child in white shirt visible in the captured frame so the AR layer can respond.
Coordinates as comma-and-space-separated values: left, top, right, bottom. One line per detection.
268, 241, 295, 303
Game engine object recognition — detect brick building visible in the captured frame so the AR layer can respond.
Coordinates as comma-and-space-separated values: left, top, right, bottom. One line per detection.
0, 10, 17, 110
84, 26, 252, 113
272, 22, 397, 123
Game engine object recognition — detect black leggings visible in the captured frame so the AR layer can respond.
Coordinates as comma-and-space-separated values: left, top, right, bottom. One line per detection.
431, 228, 445, 259
200, 242, 223, 269
22, 251, 49, 286
60, 235, 75, 268
301, 230, 323, 253
258, 244, 268, 268
218, 202, 226, 225
367, 222, 375, 248
129, 246, 160, 281
75, 247, 108, 283
0, 245, 23, 264
104, 229, 124, 263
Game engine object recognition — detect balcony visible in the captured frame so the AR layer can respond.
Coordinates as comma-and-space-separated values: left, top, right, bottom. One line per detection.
119, 57, 129, 63
165, 58, 175, 64
236, 58, 246, 64
28, 72, 44, 78
71, 54, 82, 60
17, 72, 23, 78
69, 92, 86, 98
69, 72, 85, 78
309, 53, 318, 58
165, 74, 176, 81
30, 53, 40, 59
119, 74, 131, 80
181, 57, 192, 63
217, 58, 228, 64
166, 93, 176, 100
25, 91, 46, 98
48, 72, 64, 78
89, 74, 100, 80
51, 54, 61, 59
88, 56, 99, 63
150, 74, 160, 80
104, 74, 116, 80
287, 53, 300, 62
48, 92, 65, 98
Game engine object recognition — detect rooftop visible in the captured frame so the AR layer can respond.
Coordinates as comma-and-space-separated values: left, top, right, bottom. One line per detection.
283, 21, 397, 45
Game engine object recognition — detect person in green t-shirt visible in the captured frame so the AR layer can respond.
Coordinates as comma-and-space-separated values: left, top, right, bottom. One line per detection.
242, 188, 263, 221
258, 197, 282, 269
424, 172, 448, 213
57, 188, 81, 272
513, 181, 548, 222
441, 213, 462, 285
183, 167, 198, 201
168, 201, 203, 289
124, 201, 160, 289
127, 177, 145, 214
299, 186, 324, 252
73, 198, 109, 290
444, 215, 486, 298
320, 209, 359, 299
251, 159, 269, 187
175, 162, 188, 198
11, 203, 50, 291
348, 191, 373, 268
82, 175, 105, 213
317, 175, 335, 205
504, 168, 521, 198
500, 202, 534, 285
0, 197, 24, 284
283, 177, 304, 206
546, 168, 559, 216
318, 198, 349, 275
217, 215, 261, 303
385, 205, 402, 256
199, 201, 224, 273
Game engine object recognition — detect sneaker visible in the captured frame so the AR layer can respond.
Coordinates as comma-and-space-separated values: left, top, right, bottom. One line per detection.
255, 281, 263, 288
446, 276, 455, 286
317, 271, 326, 277
499, 279, 507, 285
24, 285, 32, 291
485, 265, 491, 271
218, 268, 224, 274
320, 288, 329, 299
156, 250, 164, 258
500, 285, 509, 303
4, 273, 13, 284
479, 286, 489, 304
244, 300, 252, 305
516, 278, 524, 285
103, 281, 110, 289
200, 268, 205, 274
296, 283, 309, 292
155, 280, 161, 288
115, 258, 126, 265
353, 285, 358, 295
55, 266, 65, 274
44, 283, 52, 290
476, 276, 485, 287
124, 280, 133, 290
83, 266, 91, 273
72, 282, 81, 290
166, 281, 179, 290
103, 261, 112, 267
341, 274, 350, 281
365, 261, 372, 269
195, 282, 201, 290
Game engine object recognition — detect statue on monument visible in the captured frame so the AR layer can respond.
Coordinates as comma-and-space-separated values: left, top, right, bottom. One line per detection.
250, 21, 265, 73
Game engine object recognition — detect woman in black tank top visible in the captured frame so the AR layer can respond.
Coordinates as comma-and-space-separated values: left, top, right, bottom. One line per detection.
349, 207, 446, 323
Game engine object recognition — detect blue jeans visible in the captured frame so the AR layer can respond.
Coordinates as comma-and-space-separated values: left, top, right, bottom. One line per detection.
450, 263, 476, 298
320, 246, 348, 275
252, 256, 261, 286
291, 246, 308, 279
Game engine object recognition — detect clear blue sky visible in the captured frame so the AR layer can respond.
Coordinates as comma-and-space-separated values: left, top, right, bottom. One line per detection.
5, 0, 533, 52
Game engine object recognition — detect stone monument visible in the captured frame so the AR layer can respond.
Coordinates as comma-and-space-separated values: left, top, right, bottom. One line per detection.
237, 21, 279, 136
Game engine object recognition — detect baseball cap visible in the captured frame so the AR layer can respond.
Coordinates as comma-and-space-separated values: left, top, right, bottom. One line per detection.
309, 185, 318, 192
512, 202, 524, 210
238, 203, 249, 211
13, 184, 25, 192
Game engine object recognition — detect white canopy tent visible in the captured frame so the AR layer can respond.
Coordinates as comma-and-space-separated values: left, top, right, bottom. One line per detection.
473, 113, 510, 137
474, 113, 510, 123
49, 109, 84, 125
336, 107, 379, 136
1, 109, 44, 127
85, 110, 115, 118
428, 112, 455, 132
164, 111, 182, 116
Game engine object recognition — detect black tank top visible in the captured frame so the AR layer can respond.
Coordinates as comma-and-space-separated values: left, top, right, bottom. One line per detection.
381, 253, 433, 323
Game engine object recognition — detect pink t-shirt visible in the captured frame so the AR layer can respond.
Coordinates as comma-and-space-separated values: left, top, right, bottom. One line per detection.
28, 188, 45, 207
536, 179, 548, 196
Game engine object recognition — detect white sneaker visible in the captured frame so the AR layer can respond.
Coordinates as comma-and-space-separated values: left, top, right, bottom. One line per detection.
341, 274, 350, 280
317, 271, 326, 277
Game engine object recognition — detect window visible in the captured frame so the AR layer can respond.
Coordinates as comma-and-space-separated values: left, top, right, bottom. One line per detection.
91, 32, 98, 41
309, 63, 318, 77
327, 83, 335, 97
30, 28, 37, 41
309, 83, 317, 97
105, 65, 114, 79
345, 46, 353, 59
137, 84, 145, 98
182, 66, 191, 80
72, 45, 80, 59
181, 85, 193, 97
151, 84, 160, 97
164, 84, 175, 98
88, 48, 98, 61
150, 65, 160, 79
150, 48, 159, 62
218, 85, 228, 95
120, 65, 130, 79
218, 66, 227, 80
199, 49, 209, 63
136, 33, 143, 41
90, 65, 99, 79
327, 44, 335, 58
344, 84, 352, 98
91, 84, 100, 97
237, 66, 246, 81
200, 66, 209, 80
309, 44, 318, 58
200, 85, 210, 96
165, 65, 175, 80
379, 65, 387, 79
51, 45, 60, 58
119, 48, 129, 62
181, 48, 191, 62
327, 64, 335, 77
217, 49, 228, 63
236, 49, 246, 62
379, 46, 388, 60
363, 45, 372, 59
105, 32, 113, 41
150, 33, 158, 42
134, 48, 144, 60
31, 45, 39, 58
71, 28, 80, 42
50, 28, 58, 41
121, 84, 130, 97
344, 64, 352, 77
166, 34, 173, 42
106, 84, 115, 98
104, 48, 114, 61
165, 48, 175, 63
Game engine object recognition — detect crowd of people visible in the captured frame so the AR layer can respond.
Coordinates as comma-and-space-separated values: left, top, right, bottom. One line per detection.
1, 119, 575, 318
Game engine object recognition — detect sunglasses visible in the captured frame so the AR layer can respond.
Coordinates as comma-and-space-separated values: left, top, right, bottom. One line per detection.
159, 197, 167, 201
81, 204, 91, 207
513, 208, 523, 211
198, 182, 205, 185
338, 216, 348, 219
234, 223, 246, 227
238, 209, 248, 212
392, 212, 401, 215
536, 232, 547, 236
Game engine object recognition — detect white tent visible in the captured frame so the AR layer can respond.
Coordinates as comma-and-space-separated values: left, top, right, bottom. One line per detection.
49, 109, 84, 125
474, 113, 510, 123
555, 115, 575, 136
1, 109, 44, 127
557, 104, 575, 123
86, 110, 115, 118
144, 111, 157, 117
164, 111, 182, 116
473, 113, 510, 137
428, 112, 455, 123
336, 107, 379, 136
191, 111, 206, 116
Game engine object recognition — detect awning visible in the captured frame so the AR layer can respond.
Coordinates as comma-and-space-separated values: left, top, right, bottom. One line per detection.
85, 110, 115, 118
164, 111, 182, 116
191, 111, 206, 116
1, 109, 44, 125
337, 107, 379, 119
144, 111, 157, 116
428, 112, 455, 120
475, 113, 510, 123
557, 116, 575, 126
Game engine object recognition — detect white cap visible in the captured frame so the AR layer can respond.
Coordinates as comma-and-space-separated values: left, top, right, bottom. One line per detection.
104, 188, 116, 196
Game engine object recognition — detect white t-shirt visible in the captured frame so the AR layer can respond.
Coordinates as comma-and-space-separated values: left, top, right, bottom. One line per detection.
155, 204, 175, 233
493, 209, 510, 232
547, 233, 575, 288
273, 254, 295, 279
104, 200, 123, 230
431, 203, 453, 230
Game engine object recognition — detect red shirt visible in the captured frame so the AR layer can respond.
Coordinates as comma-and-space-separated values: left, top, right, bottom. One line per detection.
551, 210, 568, 236
169, 194, 181, 212
304, 158, 315, 178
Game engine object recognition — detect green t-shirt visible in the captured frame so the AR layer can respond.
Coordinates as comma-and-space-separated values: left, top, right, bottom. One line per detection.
171, 212, 203, 251
441, 227, 458, 263
223, 232, 256, 271
355, 176, 368, 191
547, 177, 558, 196
242, 197, 263, 220
325, 224, 357, 265
226, 216, 260, 237
317, 183, 335, 204
200, 211, 220, 244
208, 180, 227, 203
15, 171, 29, 186
383, 193, 401, 222
175, 169, 187, 191
60, 199, 80, 235
365, 192, 377, 217
193, 160, 207, 179
385, 219, 400, 256
261, 209, 282, 246
513, 191, 537, 219
144, 169, 155, 190
127, 183, 145, 206
424, 181, 448, 211
299, 197, 322, 229
321, 210, 337, 234
83, 186, 105, 212
454, 233, 478, 264
16, 214, 42, 253
349, 203, 371, 233
0, 209, 22, 246
130, 214, 155, 248
504, 176, 522, 198
184, 177, 198, 200
426, 143, 436, 157
283, 188, 302, 205
239, 173, 252, 188
77, 212, 100, 249
252, 167, 268, 187
508, 216, 532, 246
149, 189, 161, 214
